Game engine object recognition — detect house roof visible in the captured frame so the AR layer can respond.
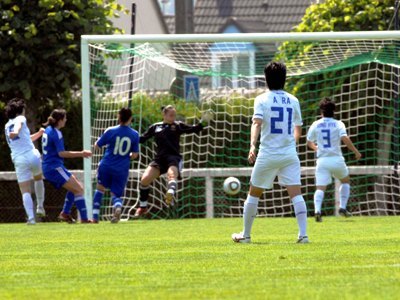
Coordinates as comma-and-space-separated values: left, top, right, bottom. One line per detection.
163, 0, 316, 34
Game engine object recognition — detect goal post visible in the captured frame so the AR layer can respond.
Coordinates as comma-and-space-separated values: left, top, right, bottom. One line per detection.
81, 31, 400, 220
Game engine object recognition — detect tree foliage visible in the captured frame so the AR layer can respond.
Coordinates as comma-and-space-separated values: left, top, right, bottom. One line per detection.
0, 0, 125, 101
278, 0, 395, 63
296, 0, 394, 32
0, 0, 126, 170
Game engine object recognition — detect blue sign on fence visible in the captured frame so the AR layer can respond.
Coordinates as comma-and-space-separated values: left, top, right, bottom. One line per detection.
184, 75, 200, 103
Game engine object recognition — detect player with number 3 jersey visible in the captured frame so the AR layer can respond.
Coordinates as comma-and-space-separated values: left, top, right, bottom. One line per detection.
232, 61, 309, 244
306, 98, 361, 222
92, 108, 139, 223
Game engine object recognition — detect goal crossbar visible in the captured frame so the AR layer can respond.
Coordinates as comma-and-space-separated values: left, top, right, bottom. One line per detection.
81, 31, 400, 44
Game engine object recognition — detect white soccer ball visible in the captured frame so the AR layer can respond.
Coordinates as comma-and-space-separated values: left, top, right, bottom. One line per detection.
223, 177, 241, 195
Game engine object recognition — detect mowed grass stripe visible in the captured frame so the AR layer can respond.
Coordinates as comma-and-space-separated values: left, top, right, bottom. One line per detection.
0, 217, 399, 299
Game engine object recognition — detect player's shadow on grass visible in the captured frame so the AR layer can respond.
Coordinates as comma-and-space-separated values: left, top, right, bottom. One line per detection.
251, 241, 270, 245
338, 219, 356, 223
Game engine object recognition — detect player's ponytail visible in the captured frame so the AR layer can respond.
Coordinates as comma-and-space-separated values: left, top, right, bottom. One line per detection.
43, 109, 67, 127
319, 97, 335, 118
5, 98, 25, 119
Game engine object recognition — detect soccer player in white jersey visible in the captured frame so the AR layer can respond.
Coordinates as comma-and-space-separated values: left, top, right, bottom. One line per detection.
306, 98, 362, 222
232, 61, 309, 244
4, 98, 46, 225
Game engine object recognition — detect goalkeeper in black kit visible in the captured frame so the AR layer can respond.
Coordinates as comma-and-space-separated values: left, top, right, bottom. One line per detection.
134, 105, 208, 217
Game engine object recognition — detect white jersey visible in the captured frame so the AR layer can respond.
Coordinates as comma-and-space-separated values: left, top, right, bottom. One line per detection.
253, 90, 302, 156
5, 115, 35, 160
307, 117, 347, 158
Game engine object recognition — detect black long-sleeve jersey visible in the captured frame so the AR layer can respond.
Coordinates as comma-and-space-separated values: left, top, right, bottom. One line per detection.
139, 121, 204, 159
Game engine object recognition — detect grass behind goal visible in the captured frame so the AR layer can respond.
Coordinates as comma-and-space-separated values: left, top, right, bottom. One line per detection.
1, 217, 400, 299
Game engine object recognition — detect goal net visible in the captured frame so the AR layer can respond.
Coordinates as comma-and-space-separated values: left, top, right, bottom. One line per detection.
81, 32, 400, 220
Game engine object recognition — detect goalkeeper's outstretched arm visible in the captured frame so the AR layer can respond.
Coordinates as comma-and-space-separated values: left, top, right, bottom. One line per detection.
139, 125, 155, 143
178, 122, 205, 134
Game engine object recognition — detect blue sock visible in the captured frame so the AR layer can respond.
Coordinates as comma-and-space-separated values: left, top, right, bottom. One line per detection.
93, 190, 104, 221
62, 192, 75, 214
112, 196, 123, 208
75, 195, 88, 221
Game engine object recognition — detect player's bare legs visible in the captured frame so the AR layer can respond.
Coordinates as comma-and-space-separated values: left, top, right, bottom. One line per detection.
63, 175, 84, 195
18, 180, 35, 224
135, 166, 160, 218
61, 175, 89, 223
141, 166, 161, 186
165, 166, 179, 205
95, 183, 106, 193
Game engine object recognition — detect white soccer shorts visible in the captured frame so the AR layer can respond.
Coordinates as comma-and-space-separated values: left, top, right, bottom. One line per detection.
315, 156, 349, 186
12, 149, 42, 183
250, 154, 301, 189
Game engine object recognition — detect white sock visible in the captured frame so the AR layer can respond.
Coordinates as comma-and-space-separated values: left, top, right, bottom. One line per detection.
339, 183, 350, 209
22, 193, 34, 220
243, 195, 259, 238
313, 189, 324, 214
292, 195, 307, 237
34, 180, 45, 208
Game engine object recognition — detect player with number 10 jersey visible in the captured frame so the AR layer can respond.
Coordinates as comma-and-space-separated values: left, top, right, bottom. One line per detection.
93, 108, 139, 223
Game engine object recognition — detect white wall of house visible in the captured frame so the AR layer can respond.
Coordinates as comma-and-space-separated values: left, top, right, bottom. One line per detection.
113, 0, 168, 34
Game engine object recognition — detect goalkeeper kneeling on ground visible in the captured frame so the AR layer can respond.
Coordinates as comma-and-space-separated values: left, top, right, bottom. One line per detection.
134, 105, 208, 218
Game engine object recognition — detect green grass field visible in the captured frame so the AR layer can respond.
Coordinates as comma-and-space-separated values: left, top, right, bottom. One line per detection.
1, 217, 400, 299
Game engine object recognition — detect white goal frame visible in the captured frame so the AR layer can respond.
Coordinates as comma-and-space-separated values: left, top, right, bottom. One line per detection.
81, 31, 400, 218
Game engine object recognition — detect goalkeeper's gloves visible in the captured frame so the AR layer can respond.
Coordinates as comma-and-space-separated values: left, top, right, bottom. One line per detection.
200, 110, 214, 127
200, 119, 208, 127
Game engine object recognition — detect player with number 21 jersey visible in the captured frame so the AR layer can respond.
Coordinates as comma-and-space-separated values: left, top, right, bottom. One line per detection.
253, 90, 302, 157
232, 61, 309, 244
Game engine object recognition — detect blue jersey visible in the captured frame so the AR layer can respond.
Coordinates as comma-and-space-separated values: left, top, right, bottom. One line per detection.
97, 125, 139, 171
42, 126, 65, 170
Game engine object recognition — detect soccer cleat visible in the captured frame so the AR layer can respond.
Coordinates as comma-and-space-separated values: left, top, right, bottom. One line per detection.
231, 232, 251, 244
297, 236, 309, 244
315, 212, 322, 222
133, 207, 148, 218
36, 207, 46, 218
91, 219, 99, 224
338, 208, 352, 218
80, 219, 93, 224
164, 189, 175, 206
111, 206, 122, 223
58, 212, 76, 224
27, 218, 36, 225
